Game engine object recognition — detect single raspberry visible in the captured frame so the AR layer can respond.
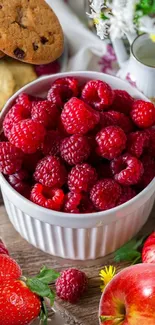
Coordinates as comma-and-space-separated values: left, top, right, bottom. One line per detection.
111, 154, 144, 186
90, 179, 122, 211
138, 155, 155, 189
34, 156, 67, 188
117, 186, 136, 206
16, 93, 32, 112
23, 151, 43, 172
56, 268, 88, 303
81, 80, 114, 111
7, 169, 31, 197
131, 100, 155, 128
34, 60, 60, 76
3, 104, 30, 138
63, 192, 82, 213
30, 183, 64, 211
127, 131, 149, 158
68, 163, 98, 192
60, 135, 91, 165
110, 89, 134, 115
31, 100, 59, 129
41, 130, 62, 156
47, 84, 73, 108
0, 239, 9, 256
100, 111, 134, 133
96, 126, 127, 160
8, 119, 46, 154
0, 142, 23, 175
53, 77, 79, 97
61, 97, 100, 135
145, 128, 155, 157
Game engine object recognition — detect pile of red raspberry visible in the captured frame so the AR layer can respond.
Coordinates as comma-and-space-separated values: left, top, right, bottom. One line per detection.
1, 77, 155, 213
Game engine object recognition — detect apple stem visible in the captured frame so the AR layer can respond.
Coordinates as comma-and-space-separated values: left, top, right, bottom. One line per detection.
100, 315, 124, 324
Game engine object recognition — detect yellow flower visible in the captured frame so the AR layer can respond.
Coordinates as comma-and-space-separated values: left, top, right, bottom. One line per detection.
99, 266, 116, 292
150, 34, 155, 43
94, 18, 99, 24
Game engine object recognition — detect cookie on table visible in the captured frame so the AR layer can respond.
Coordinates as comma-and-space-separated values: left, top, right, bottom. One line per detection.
0, 0, 64, 65
0, 62, 15, 111
5, 59, 37, 92
0, 51, 5, 59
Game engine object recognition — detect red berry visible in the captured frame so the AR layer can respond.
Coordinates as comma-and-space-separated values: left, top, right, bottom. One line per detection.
23, 151, 43, 172
0, 254, 22, 283
56, 268, 88, 303
61, 97, 100, 135
131, 100, 155, 128
63, 192, 82, 213
41, 130, 62, 156
117, 186, 136, 206
60, 135, 91, 165
0, 280, 41, 325
8, 119, 46, 154
53, 77, 79, 97
35, 60, 60, 76
100, 111, 134, 133
142, 232, 155, 264
138, 155, 155, 189
47, 84, 73, 108
68, 163, 98, 192
111, 154, 144, 186
96, 126, 127, 160
31, 100, 59, 129
30, 183, 64, 211
16, 93, 32, 112
7, 169, 31, 197
34, 156, 67, 188
110, 89, 133, 115
127, 131, 149, 158
3, 104, 30, 138
0, 142, 23, 175
90, 179, 122, 211
0, 239, 9, 256
82, 80, 114, 111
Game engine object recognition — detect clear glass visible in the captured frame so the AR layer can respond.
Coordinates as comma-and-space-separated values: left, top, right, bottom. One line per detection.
132, 34, 155, 67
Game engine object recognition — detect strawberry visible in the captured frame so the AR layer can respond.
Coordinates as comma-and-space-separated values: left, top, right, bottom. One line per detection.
0, 280, 41, 325
0, 254, 22, 283
0, 265, 60, 325
0, 238, 9, 255
142, 232, 155, 264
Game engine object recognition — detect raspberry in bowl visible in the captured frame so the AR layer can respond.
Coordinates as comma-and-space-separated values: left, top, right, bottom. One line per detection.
0, 71, 155, 261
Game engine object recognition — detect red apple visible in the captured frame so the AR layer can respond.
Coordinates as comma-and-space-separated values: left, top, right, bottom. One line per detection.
99, 264, 155, 325
142, 232, 155, 264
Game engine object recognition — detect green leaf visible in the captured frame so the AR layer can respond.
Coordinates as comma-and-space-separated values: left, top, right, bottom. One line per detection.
40, 300, 48, 325
36, 266, 60, 284
26, 278, 55, 306
114, 235, 148, 263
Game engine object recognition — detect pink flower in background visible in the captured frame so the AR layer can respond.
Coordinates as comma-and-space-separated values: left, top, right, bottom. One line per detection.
126, 73, 137, 88
99, 44, 118, 75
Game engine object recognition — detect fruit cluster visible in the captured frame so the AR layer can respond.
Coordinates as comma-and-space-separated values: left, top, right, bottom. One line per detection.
1, 77, 155, 213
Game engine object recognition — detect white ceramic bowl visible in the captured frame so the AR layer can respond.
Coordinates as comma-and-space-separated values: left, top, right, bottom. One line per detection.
0, 71, 155, 261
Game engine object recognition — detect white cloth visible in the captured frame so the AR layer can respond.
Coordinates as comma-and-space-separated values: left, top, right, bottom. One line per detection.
46, 0, 107, 71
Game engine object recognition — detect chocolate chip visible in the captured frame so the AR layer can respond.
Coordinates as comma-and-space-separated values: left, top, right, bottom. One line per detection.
0, 5, 2, 9
40, 36, 48, 44
33, 43, 38, 51
14, 48, 25, 59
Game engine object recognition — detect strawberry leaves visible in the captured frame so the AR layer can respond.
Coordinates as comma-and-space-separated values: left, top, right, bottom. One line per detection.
26, 267, 60, 325
114, 235, 149, 264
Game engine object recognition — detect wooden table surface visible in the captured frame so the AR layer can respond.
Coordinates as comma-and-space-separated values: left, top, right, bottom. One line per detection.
0, 200, 155, 325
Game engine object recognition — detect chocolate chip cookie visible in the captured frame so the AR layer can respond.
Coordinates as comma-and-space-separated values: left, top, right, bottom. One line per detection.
0, 0, 64, 64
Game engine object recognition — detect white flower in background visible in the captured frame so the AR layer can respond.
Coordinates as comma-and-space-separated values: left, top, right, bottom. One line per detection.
96, 19, 109, 39
88, 0, 109, 39
139, 16, 155, 34
109, 0, 136, 39
90, 0, 105, 13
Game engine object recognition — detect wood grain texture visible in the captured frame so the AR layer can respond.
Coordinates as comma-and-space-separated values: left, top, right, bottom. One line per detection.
0, 203, 155, 325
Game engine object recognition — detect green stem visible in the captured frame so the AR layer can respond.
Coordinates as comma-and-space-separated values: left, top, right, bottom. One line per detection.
100, 315, 124, 324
